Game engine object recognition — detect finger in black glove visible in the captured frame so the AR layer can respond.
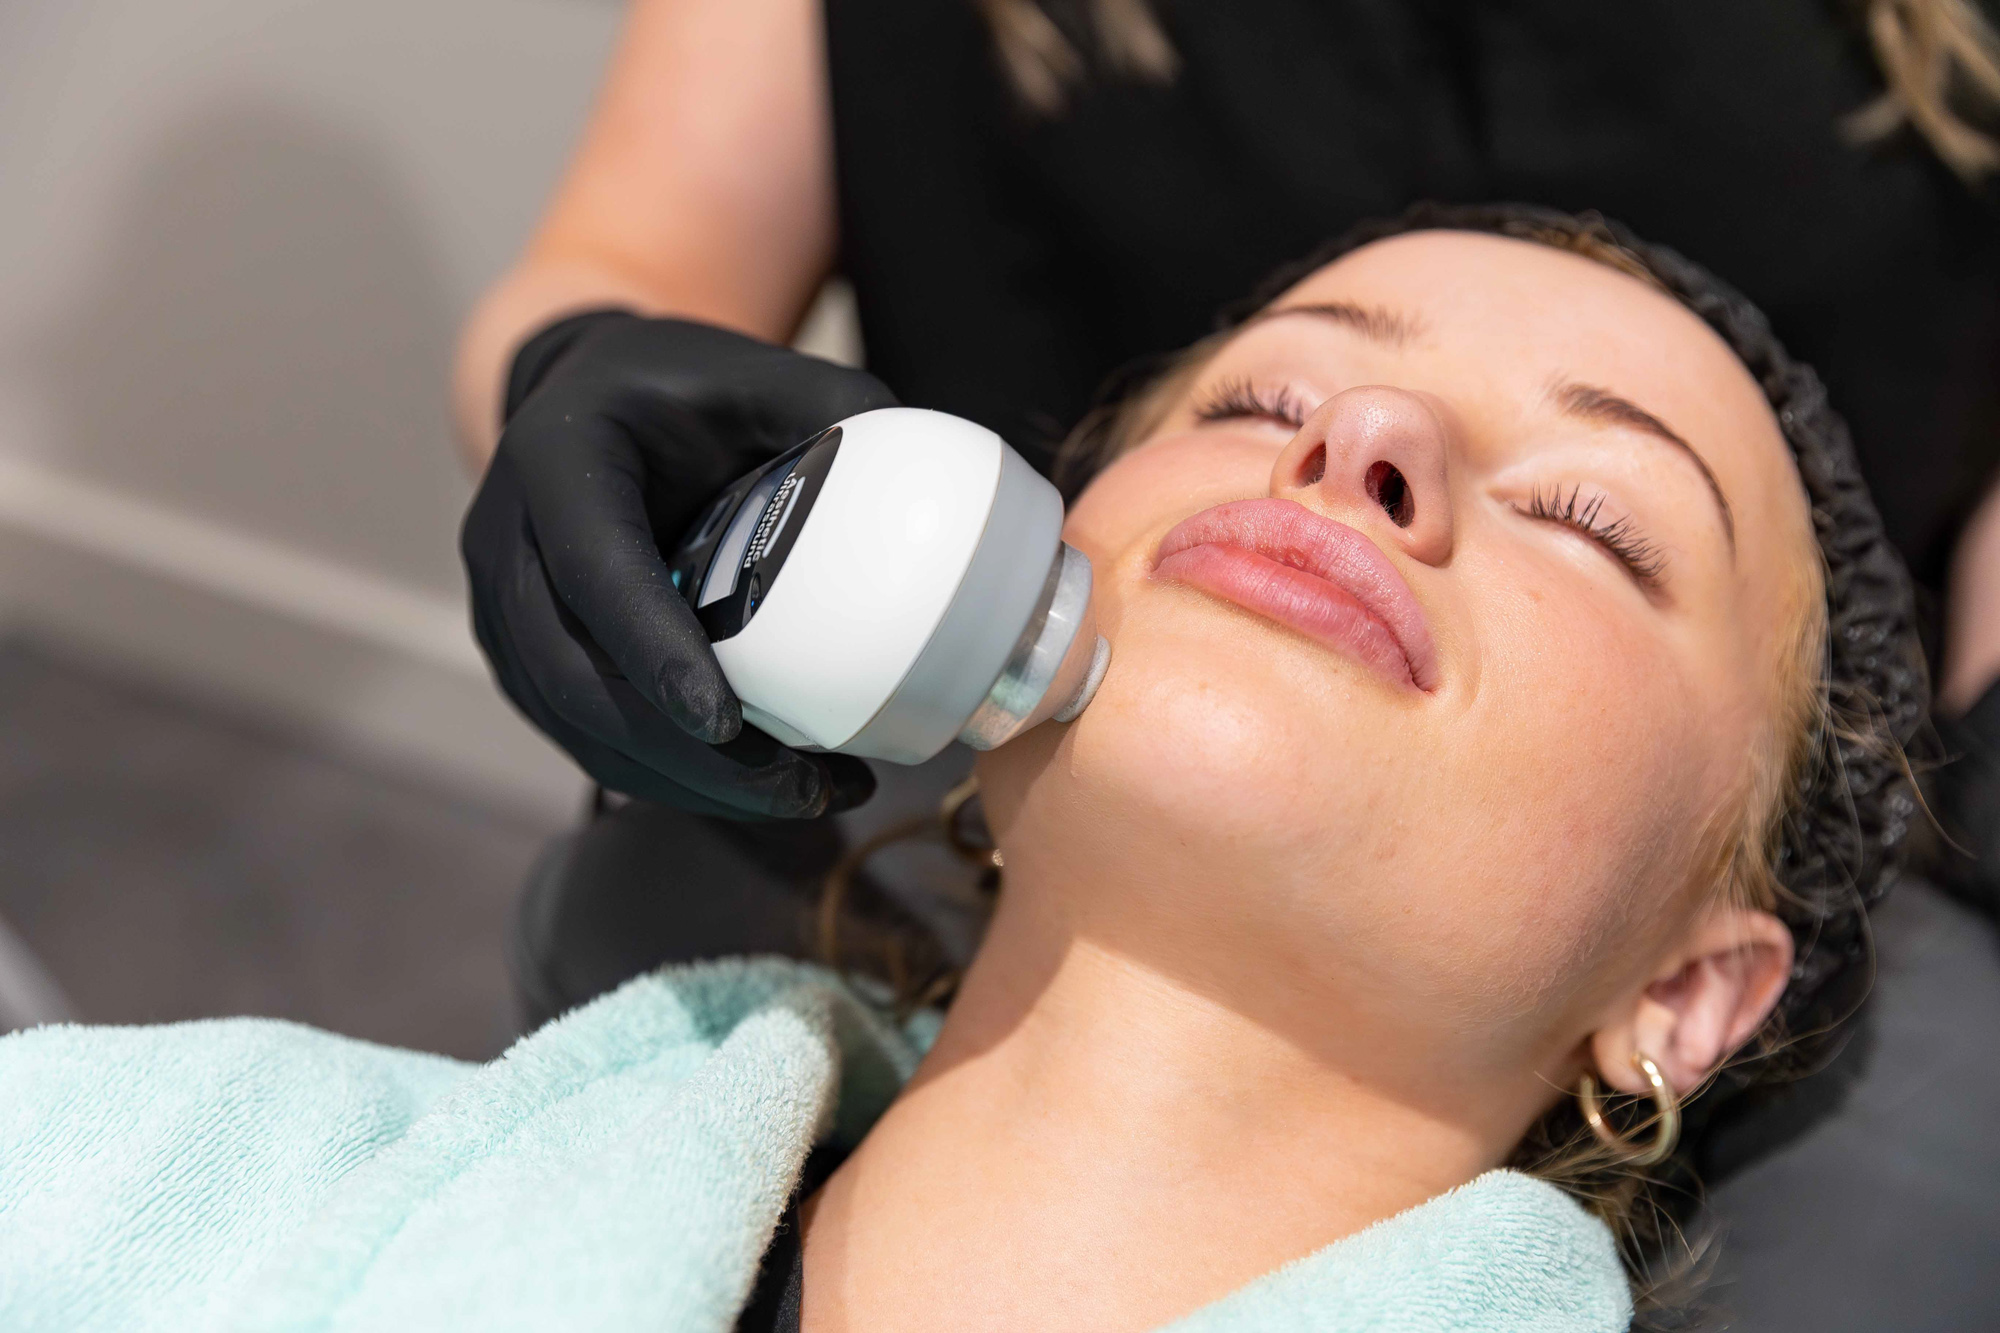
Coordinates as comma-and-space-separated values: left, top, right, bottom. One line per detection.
463, 310, 894, 817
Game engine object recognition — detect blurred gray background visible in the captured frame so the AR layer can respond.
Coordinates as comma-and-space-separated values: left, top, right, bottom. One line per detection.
0, 0, 856, 1057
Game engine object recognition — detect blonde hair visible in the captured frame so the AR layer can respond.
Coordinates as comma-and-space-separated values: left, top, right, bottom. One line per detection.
1847, 0, 2000, 177
974, 0, 1176, 114
980, 0, 2000, 178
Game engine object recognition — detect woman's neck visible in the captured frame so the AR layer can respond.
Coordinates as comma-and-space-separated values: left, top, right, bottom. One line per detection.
798, 877, 1520, 1333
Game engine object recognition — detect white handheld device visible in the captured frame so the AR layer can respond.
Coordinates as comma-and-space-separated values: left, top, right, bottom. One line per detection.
667, 407, 1110, 764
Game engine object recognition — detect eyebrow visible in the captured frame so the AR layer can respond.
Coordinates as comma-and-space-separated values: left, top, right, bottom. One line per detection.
1251, 301, 1424, 347
1550, 380, 1736, 551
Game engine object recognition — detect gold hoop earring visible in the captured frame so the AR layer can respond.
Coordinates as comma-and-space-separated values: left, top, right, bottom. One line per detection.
939, 776, 1003, 870
1576, 1052, 1680, 1167
817, 775, 1000, 975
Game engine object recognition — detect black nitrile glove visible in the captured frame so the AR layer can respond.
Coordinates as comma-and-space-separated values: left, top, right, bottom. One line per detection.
462, 310, 896, 817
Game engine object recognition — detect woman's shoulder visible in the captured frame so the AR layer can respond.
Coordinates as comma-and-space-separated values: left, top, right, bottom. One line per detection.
0, 1016, 466, 1326
0, 1010, 467, 1090
1165, 1170, 1632, 1333
0, 1014, 473, 1193
0, 957, 925, 1332
0, 955, 881, 1161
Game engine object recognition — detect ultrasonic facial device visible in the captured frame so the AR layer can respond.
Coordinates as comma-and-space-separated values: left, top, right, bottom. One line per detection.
667, 407, 1111, 765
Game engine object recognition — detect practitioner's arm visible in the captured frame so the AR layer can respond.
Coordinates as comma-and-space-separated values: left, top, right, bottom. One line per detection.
1937, 473, 2000, 902
453, 0, 840, 466
1942, 476, 2000, 715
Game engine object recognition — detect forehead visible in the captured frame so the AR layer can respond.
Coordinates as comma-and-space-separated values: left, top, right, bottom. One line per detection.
1275, 233, 1764, 442
1259, 230, 1805, 554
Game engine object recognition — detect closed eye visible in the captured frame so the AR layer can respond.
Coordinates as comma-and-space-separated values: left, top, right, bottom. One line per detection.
1516, 485, 1667, 587
1193, 378, 1310, 430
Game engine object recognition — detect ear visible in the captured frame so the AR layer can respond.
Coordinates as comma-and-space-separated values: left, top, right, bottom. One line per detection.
1590, 907, 1794, 1100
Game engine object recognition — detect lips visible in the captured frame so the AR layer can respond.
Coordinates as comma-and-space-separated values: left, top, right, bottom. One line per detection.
1152, 499, 1439, 691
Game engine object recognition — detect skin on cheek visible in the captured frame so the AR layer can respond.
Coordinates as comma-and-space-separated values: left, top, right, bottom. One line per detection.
1063, 431, 1281, 581
1442, 566, 1720, 1013
1066, 614, 1320, 843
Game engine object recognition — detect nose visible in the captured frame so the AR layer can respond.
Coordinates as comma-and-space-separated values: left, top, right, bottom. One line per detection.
1271, 386, 1454, 566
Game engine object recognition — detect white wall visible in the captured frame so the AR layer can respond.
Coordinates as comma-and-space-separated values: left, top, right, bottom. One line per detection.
0, 0, 633, 816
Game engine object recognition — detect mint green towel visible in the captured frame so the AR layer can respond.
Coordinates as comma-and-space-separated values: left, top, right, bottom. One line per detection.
0, 957, 1629, 1331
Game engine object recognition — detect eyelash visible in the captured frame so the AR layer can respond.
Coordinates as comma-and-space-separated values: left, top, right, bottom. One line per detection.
1197, 381, 1667, 586
1194, 378, 1310, 429
1519, 485, 1667, 586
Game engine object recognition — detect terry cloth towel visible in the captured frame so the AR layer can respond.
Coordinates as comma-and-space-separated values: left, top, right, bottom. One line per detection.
0, 957, 1631, 1332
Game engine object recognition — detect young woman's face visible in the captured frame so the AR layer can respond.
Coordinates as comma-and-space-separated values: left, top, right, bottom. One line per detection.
978, 231, 1817, 1078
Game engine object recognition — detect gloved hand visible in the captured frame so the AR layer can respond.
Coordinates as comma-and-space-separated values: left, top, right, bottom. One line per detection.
462, 310, 896, 817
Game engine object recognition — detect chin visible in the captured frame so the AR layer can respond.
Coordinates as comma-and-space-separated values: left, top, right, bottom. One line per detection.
1043, 599, 1408, 857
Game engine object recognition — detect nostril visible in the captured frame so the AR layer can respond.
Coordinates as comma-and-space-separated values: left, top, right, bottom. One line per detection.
1299, 445, 1326, 487
1366, 461, 1414, 527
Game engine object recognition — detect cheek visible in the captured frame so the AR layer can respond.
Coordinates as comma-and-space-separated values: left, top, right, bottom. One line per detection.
1066, 615, 1328, 843
995, 584, 1413, 936
1064, 431, 1282, 571
1433, 559, 1731, 1007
